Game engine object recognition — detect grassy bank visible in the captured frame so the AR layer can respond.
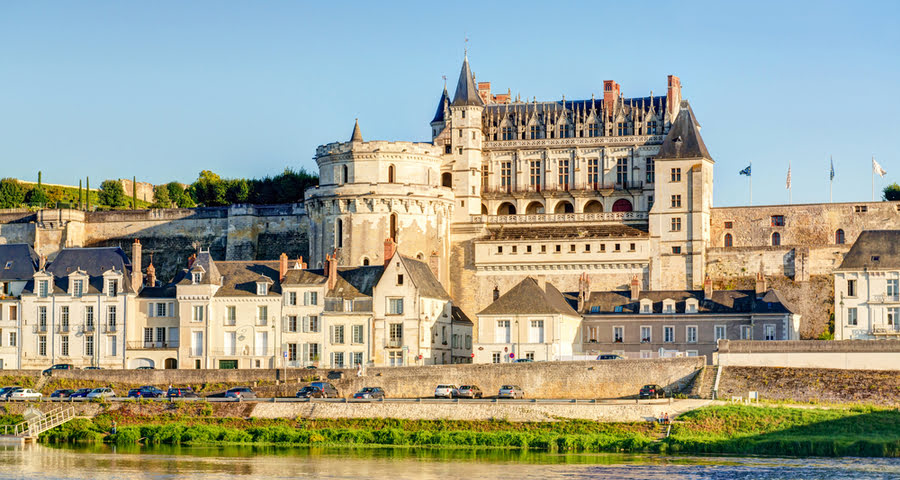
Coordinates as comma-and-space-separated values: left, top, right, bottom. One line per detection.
8, 404, 900, 457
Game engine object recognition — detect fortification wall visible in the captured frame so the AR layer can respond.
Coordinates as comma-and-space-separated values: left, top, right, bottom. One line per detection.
716, 340, 900, 370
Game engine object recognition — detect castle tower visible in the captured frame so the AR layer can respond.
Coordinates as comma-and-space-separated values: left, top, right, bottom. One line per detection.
304, 120, 454, 286
446, 55, 486, 223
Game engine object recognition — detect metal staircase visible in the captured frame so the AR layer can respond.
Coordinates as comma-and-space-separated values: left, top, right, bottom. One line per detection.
3, 407, 76, 438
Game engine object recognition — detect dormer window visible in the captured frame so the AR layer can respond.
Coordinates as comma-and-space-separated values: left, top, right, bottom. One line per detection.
663, 300, 675, 314
192, 272, 202, 284
257, 283, 268, 296
640, 299, 653, 314
73, 280, 83, 298
4, 261, 11, 269
685, 299, 699, 313
38, 280, 49, 298
107, 279, 118, 297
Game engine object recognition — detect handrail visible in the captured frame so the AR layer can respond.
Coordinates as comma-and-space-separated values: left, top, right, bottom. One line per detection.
7, 407, 76, 437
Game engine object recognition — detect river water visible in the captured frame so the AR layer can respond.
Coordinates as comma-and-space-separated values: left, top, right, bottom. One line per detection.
0, 444, 898, 479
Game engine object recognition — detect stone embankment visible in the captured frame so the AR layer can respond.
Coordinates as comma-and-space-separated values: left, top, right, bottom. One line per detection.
717, 366, 900, 406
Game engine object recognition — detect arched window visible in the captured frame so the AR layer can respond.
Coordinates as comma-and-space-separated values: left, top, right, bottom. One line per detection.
388, 165, 396, 183
416, 252, 424, 260
612, 199, 633, 212
583, 200, 603, 213
554, 201, 574, 214
390, 213, 398, 242
724, 233, 733, 247
361, 257, 370, 266
771, 232, 781, 246
497, 202, 516, 215
835, 229, 845, 245
342, 165, 349, 184
481, 204, 488, 215
335, 219, 343, 248
442, 172, 452, 188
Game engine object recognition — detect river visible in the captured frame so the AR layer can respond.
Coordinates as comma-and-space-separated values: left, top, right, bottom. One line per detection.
1, 444, 898, 479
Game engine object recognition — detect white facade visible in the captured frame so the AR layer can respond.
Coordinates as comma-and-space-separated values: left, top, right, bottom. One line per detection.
834, 270, 900, 340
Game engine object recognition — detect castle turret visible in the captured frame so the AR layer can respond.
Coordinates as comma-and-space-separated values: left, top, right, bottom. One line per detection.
447, 55, 485, 223
430, 85, 449, 140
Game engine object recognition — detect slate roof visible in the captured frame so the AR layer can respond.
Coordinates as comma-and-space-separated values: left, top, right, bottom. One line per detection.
138, 284, 176, 299
213, 261, 282, 297
400, 255, 451, 301
282, 268, 328, 286
657, 101, 712, 160
326, 266, 385, 299
482, 224, 648, 241
579, 289, 794, 315
0, 244, 39, 281
484, 96, 667, 117
174, 251, 222, 286
451, 56, 484, 107
451, 306, 474, 326
837, 230, 900, 270
431, 85, 449, 123
350, 119, 363, 142
35, 247, 134, 294
478, 277, 580, 317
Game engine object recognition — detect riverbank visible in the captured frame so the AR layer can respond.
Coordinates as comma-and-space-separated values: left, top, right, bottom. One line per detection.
6, 404, 899, 457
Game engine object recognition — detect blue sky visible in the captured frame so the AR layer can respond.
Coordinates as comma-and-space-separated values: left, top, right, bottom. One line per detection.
1, 1, 898, 206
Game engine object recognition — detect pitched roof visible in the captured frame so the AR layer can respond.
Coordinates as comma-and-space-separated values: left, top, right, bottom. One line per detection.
41, 247, 134, 294
478, 277, 579, 317
350, 118, 363, 142
579, 289, 793, 315
657, 101, 712, 160
0, 244, 38, 282
400, 255, 451, 301
483, 224, 648, 241
213, 261, 282, 297
282, 268, 328, 286
431, 85, 449, 123
451, 306, 474, 326
175, 251, 221, 286
837, 230, 900, 270
326, 266, 385, 299
451, 56, 484, 107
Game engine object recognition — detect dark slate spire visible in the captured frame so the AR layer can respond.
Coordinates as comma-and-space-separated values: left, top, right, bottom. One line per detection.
350, 118, 363, 142
451, 55, 484, 107
657, 102, 712, 160
431, 85, 449, 123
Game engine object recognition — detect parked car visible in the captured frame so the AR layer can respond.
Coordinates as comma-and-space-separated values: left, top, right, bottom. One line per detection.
453, 385, 483, 399
352, 387, 385, 400
597, 354, 625, 360
9, 389, 42, 400
434, 384, 458, 398
498, 385, 525, 399
127, 386, 165, 398
0, 387, 24, 399
135, 366, 155, 370
639, 384, 666, 399
167, 387, 198, 398
514, 358, 533, 363
224, 387, 256, 400
51, 389, 74, 398
42, 364, 74, 376
69, 388, 94, 399
297, 382, 340, 398
84, 366, 102, 370
86, 388, 116, 399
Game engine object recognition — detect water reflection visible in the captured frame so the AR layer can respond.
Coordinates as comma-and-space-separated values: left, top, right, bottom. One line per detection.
0, 444, 898, 480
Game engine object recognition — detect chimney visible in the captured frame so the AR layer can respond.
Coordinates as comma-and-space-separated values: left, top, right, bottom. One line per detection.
279, 252, 288, 282
703, 275, 713, 299
187, 253, 197, 269
428, 251, 440, 280
492, 286, 500, 302
146, 259, 156, 288
630, 274, 641, 301
667, 75, 682, 119
39, 255, 47, 271
577, 272, 591, 312
299, 256, 307, 270
755, 271, 767, 297
326, 254, 338, 291
383, 238, 397, 266
477, 82, 492, 104
131, 239, 142, 290
603, 80, 620, 113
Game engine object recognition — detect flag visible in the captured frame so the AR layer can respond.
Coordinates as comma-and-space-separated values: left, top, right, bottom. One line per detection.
786, 165, 791, 189
739, 165, 751, 176
874, 158, 887, 177
830, 157, 835, 181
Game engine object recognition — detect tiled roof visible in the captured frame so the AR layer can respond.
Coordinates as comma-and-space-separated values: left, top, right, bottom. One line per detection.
837, 230, 900, 270
478, 277, 580, 317
326, 266, 385, 299
432, 85, 449, 123
579, 289, 794, 315
657, 101, 711, 160
0, 244, 38, 282
451, 306, 474, 326
34, 247, 134, 294
401, 255, 451, 301
213, 261, 282, 297
483, 224, 648, 241
451, 56, 484, 107
282, 268, 327, 286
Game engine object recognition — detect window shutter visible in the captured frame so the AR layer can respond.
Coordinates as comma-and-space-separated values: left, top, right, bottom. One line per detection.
168, 302, 174, 317
329, 325, 334, 344
148, 303, 154, 317
303, 291, 309, 306
302, 316, 309, 333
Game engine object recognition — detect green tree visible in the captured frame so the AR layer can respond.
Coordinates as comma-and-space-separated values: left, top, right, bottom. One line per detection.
26, 186, 49, 206
191, 170, 227, 206
166, 182, 195, 208
883, 183, 900, 201
98, 180, 127, 207
0, 178, 25, 208
151, 184, 171, 208
225, 179, 250, 204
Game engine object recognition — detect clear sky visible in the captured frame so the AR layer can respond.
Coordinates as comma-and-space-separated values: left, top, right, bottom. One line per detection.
1, 1, 898, 206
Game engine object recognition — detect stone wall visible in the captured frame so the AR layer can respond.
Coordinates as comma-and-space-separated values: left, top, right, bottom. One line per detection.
717, 366, 900, 406
117, 178, 156, 203
716, 339, 900, 370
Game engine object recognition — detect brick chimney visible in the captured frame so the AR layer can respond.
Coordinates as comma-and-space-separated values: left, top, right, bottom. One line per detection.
667, 75, 682, 117
146, 258, 156, 288
603, 80, 620, 113
577, 272, 591, 312
703, 275, 713, 299
428, 251, 440, 279
187, 253, 197, 269
755, 271, 767, 297
383, 238, 397, 266
477, 82, 492, 104
325, 254, 338, 291
492, 286, 500, 302
131, 239, 142, 291
279, 252, 288, 282
630, 274, 641, 301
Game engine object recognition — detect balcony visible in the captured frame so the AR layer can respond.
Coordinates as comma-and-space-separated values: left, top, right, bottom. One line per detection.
223, 317, 236, 326
55, 325, 71, 334
102, 324, 118, 334
33, 325, 48, 334
470, 211, 648, 225
871, 294, 900, 303
127, 341, 179, 349
872, 324, 900, 335
80, 324, 95, 333
387, 339, 403, 348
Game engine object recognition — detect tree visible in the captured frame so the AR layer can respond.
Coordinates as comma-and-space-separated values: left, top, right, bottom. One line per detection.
190, 170, 227, 206
225, 179, 250, 204
26, 186, 49, 206
151, 184, 171, 208
883, 183, 900, 201
99, 180, 127, 207
166, 182, 195, 208
0, 178, 25, 208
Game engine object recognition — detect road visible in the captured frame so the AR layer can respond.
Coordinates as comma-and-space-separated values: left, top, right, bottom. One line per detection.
3, 396, 676, 405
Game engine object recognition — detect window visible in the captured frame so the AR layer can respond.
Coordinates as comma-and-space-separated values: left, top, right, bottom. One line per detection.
671, 195, 682, 208
303, 291, 318, 306
587, 158, 599, 188
85, 335, 93, 356
741, 325, 752, 340
335, 219, 343, 249
614, 243, 621, 252
388, 298, 404, 315
529, 320, 544, 343
640, 326, 651, 343
671, 217, 682, 231
616, 158, 628, 185
61, 306, 69, 331
144, 328, 153, 344
645, 158, 655, 183
664, 326, 674, 343
511, 246, 517, 254
397, 274, 404, 285
352, 352, 364, 366
38, 306, 47, 331
388, 165, 396, 183
529, 124, 541, 139
584, 244, 590, 252
332, 352, 345, 368
529, 161, 541, 190
288, 291, 297, 306
847, 308, 857, 326
38, 280, 48, 298
613, 326, 624, 343
288, 343, 298, 362
257, 306, 268, 325
558, 160, 570, 190
771, 215, 785, 226
724, 233, 733, 247
888, 308, 899, 326
257, 283, 268, 295
854, 205, 867, 213
308, 343, 320, 362
686, 326, 698, 343
835, 229, 845, 245
107, 306, 117, 330
771, 232, 781, 246
352, 325, 364, 344
73, 279, 83, 297
389, 350, 403, 366
492, 352, 501, 364
617, 122, 627, 136
847, 279, 856, 297
587, 326, 598, 342
192, 305, 204, 322
501, 126, 515, 141
389, 323, 403, 345
525, 352, 535, 361
888, 279, 899, 298
39, 335, 47, 356
724, 221, 733, 229
764, 324, 776, 341
647, 121, 659, 135
588, 122, 600, 137
331, 325, 345, 344
500, 161, 512, 191
525, 245, 532, 254
85, 306, 94, 330
670, 168, 681, 182
495, 320, 511, 343
61, 336, 69, 357
715, 325, 727, 342
288, 315, 298, 333
107, 279, 118, 297
192, 272, 201, 283
156, 303, 167, 317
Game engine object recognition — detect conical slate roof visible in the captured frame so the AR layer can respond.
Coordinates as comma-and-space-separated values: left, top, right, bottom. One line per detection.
657, 102, 711, 160
350, 119, 363, 142
451, 56, 484, 107
431, 85, 449, 123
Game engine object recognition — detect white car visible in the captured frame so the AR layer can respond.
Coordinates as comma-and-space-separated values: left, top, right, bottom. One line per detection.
86, 388, 116, 399
434, 384, 458, 398
9, 389, 42, 400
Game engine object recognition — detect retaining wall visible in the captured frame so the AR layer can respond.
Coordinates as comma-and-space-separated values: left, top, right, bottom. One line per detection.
716, 340, 900, 370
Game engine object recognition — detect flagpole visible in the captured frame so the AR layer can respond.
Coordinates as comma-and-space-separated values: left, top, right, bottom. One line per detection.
829, 155, 833, 203
788, 161, 792, 204
872, 155, 875, 202
749, 161, 753, 205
